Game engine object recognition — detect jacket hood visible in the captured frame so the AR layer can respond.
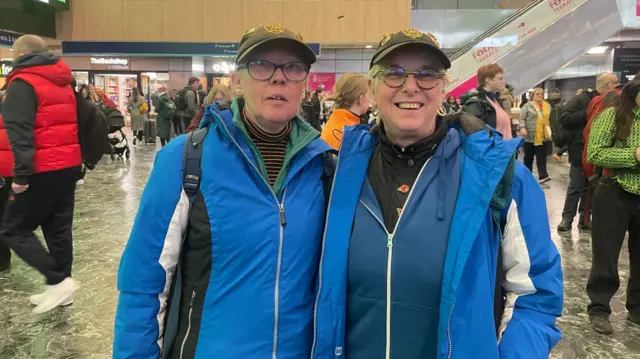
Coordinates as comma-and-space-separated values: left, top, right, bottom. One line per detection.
9, 53, 73, 86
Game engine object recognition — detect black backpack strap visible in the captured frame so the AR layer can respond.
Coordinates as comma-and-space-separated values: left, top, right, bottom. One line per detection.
160, 127, 208, 358
490, 154, 516, 335
320, 152, 336, 209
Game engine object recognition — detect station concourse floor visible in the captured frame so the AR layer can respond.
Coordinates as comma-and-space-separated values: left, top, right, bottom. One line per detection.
0, 143, 639, 359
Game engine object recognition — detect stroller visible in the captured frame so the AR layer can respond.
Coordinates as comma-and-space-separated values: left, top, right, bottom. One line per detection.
103, 107, 131, 160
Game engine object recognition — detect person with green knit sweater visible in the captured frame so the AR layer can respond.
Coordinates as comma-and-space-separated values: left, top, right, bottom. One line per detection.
586, 77, 640, 335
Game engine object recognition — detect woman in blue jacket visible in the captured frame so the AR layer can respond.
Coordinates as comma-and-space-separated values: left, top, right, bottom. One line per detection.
311, 30, 564, 359
114, 25, 333, 359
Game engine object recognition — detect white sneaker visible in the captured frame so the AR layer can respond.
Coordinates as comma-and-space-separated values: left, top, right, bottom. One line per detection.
30, 286, 73, 306
32, 278, 79, 314
76, 179, 85, 185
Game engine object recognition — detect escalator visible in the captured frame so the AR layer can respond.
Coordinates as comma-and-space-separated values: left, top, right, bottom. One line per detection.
445, 0, 623, 97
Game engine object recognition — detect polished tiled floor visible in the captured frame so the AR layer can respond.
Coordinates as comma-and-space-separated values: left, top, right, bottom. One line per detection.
0, 144, 639, 358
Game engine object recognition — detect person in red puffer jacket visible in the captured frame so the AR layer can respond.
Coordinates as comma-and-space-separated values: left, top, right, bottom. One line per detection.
0, 35, 81, 314
0, 84, 12, 272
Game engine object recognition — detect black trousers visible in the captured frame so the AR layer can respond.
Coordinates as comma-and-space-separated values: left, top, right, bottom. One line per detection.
587, 178, 640, 316
561, 164, 590, 224
0, 167, 79, 285
0, 177, 12, 266
172, 115, 182, 136
180, 116, 191, 134
523, 141, 549, 179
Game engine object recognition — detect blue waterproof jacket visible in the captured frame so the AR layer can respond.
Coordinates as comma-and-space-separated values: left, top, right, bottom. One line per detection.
311, 123, 564, 359
113, 103, 333, 358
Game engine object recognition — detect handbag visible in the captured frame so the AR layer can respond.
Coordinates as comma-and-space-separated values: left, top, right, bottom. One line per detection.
533, 102, 552, 140
139, 102, 149, 114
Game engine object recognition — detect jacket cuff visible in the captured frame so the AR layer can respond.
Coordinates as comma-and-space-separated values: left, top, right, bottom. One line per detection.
13, 176, 28, 185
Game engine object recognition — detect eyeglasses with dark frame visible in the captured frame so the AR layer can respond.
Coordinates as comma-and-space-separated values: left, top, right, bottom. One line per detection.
375, 66, 445, 90
237, 60, 310, 82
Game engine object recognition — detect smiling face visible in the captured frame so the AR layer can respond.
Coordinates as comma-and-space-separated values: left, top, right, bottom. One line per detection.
232, 46, 308, 133
371, 49, 445, 145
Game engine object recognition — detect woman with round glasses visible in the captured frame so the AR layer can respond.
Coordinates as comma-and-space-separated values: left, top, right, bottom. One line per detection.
114, 26, 335, 359
311, 29, 563, 359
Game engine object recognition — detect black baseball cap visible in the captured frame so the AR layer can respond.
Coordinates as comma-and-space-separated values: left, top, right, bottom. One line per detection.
236, 25, 316, 65
370, 29, 451, 70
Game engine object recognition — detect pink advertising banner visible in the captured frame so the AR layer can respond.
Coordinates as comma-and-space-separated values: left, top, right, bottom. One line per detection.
308, 73, 336, 92
637, 0, 640, 16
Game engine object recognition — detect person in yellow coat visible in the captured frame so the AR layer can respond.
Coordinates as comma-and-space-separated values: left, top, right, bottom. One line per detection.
320, 73, 371, 150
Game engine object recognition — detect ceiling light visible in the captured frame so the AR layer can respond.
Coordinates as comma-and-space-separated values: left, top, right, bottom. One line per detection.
587, 46, 608, 54
365, 45, 373, 49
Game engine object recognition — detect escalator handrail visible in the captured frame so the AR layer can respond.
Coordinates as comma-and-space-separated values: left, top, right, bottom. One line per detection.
450, 0, 544, 61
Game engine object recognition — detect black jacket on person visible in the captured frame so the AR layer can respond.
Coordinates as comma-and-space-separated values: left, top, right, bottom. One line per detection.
461, 87, 502, 129
559, 90, 598, 166
301, 99, 321, 131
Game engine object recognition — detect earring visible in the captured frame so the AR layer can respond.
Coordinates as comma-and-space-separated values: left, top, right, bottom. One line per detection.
438, 105, 447, 116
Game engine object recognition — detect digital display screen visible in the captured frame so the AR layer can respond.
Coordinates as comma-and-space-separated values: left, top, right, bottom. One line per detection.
33, 0, 69, 10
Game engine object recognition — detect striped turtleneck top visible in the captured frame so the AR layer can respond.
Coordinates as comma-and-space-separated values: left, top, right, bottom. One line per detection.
242, 110, 292, 186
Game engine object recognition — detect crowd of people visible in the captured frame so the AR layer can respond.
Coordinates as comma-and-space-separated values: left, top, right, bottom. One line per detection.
0, 22, 638, 359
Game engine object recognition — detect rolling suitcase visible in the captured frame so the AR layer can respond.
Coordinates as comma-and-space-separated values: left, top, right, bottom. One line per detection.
144, 119, 157, 144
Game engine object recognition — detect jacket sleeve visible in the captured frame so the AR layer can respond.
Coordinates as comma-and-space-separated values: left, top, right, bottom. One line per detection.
113, 137, 190, 359
518, 105, 529, 131
2, 79, 38, 185
559, 95, 587, 129
587, 108, 637, 169
498, 162, 564, 359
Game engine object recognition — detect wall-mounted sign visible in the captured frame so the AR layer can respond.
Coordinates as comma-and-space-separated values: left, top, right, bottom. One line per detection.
212, 62, 236, 74
613, 48, 640, 84
0, 30, 19, 47
89, 57, 130, 70
308, 73, 336, 92
0, 61, 13, 77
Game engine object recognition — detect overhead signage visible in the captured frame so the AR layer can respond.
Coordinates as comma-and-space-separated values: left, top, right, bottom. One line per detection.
0, 30, 19, 47
62, 42, 321, 57
446, 0, 587, 96
32, 0, 69, 10
613, 48, 640, 84
89, 57, 130, 70
0, 61, 13, 77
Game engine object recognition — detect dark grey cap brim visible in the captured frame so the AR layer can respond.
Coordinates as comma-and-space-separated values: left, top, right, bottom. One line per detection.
370, 41, 451, 70
235, 38, 317, 65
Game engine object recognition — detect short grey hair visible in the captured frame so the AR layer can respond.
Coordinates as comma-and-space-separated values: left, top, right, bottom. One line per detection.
12, 35, 48, 54
368, 63, 386, 95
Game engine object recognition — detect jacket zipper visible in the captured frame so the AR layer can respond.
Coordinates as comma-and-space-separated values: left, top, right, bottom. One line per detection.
272, 189, 287, 359
179, 291, 196, 359
359, 157, 431, 359
218, 119, 287, 359
310, 155, 341, 359
447, 299, 456, 359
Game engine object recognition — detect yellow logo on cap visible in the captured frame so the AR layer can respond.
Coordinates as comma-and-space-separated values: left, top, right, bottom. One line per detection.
426, 32, 440, 48
243, 27, 256, 36
296, 33, 304, 42
402, 29, 424, 39
379, 33, 392, 48
265, 24, 285, 34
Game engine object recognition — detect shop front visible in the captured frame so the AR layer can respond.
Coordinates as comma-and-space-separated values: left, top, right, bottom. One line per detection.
204, 59, 236, 89
64, 56, 188, 114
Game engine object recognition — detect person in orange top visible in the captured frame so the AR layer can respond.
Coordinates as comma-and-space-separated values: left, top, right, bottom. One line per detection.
320, 73, 371, 150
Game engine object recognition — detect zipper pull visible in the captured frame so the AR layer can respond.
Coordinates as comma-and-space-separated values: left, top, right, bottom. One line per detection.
387, 234, 393, 248
189, 291, 196, 307
279, 203, 286, 226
